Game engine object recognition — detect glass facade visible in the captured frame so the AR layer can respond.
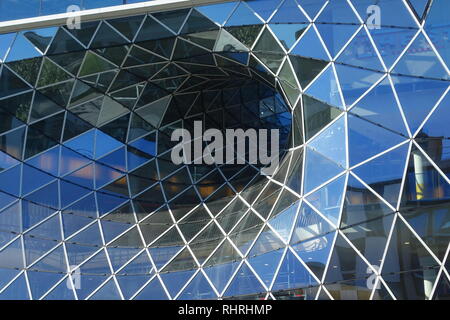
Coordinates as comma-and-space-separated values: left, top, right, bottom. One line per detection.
0, 0, 449, 300
0, 0, 151, 22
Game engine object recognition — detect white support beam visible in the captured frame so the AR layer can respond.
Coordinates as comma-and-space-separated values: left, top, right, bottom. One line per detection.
0, 0, 235, 34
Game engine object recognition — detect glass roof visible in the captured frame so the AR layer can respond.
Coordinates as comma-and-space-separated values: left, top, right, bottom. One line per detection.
0, 0, 448, 300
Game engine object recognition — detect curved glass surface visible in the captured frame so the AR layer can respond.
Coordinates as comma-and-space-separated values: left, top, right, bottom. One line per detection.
0, 0, 448, 300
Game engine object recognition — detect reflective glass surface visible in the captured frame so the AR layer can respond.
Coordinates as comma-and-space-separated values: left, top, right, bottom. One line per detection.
0, 0, 449, 300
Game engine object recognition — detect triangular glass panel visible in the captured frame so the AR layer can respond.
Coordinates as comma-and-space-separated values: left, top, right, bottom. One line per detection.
89, 278, 121, 300
290, 26, 328, 61
349, 77, 408, 136
0, 66, 31, 99
225, 2, 263, 27
317, 24, 359, 59
223, 262, 265, 297
269, 23, 308, 51
90, 21, 128, 49
393, 32, 448, 79
107, 15, 145, 41
305, 65, 343, 108
342, 213, 395, 266
348, 113, 406, 167
352, 143, 409, 206
134, 277, 168, 300
152, 9, 190, 34
335, 64, 384, 107
0, 274, 29, 300
177, 271, 217, 300
269, 201, 300, 242
272, 249, 318, 291
248, 248, 284, 287
308, 115, 346, 168
79, 51, 117, 77
306, 174, 346, 226
316, 0, 359, 24
391, 75, 448, 134
432, 273, 450, 300
6, 33, 42, 62
291, 201, 334, 245
304, 147, 344, 194
324, 233, 371, 283
341, 173, 394, 228
160, 269, 196, 298
368, 28, 417, 69
46, 28, 84, 55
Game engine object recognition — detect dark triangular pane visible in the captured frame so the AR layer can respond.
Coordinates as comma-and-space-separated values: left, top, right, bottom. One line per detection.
107, 15, 145, 41
432, 274, 450, 300
302, 95, 342, 141
0, 92, 33, 122
90, 21, 129, 49
6, 57, 42, 86
289, 55, 328, 90
37, 58, 71, 88
382, 218, 440, 299
64, 21, 99, 46
0, 66, 30, 99
225, 25, 263, 49
48, 51, 85, 76
153, 9, 190, 33
47, 28, 84, 55
383, 217, 440, 275
253, 28, 285, 73
79, 51, 117, 77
